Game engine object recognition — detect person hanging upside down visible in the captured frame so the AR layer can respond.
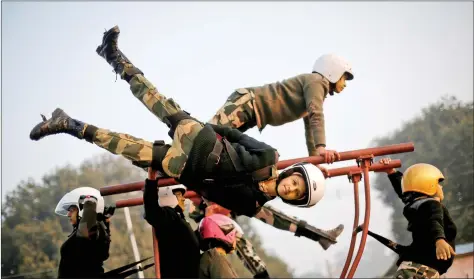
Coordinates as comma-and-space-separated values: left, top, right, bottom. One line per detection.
379, 158, 457, 279
197, 214, 241, 279
31, 25, 344, 243
30, 25, 326, 218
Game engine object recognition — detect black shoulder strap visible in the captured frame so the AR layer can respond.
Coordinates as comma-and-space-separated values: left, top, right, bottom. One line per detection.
251, 165, 276, 182
223, 138, 245, 172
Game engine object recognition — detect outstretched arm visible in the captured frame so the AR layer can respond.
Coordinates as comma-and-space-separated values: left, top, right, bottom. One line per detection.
379, 158, 404, 200
235, 235, 269, 278
255, 207, 297, 233
143, 179, 180, 227
255, 206, 341, 247
303, 116, 318, 156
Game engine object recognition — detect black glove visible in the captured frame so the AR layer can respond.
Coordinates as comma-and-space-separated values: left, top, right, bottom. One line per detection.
254, 270, 270, 279
103, 205, 116, 219
78, 195, 98, 211
294, 221, 322, 243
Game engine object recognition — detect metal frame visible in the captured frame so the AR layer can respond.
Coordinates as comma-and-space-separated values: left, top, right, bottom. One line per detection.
99, 142, 415, 278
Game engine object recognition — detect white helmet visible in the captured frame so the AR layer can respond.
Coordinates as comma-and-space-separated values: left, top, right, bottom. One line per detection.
158, 185, 186, 208
55, 187, 105, 217
277, 162, 326, 208
312, 54, 354, 84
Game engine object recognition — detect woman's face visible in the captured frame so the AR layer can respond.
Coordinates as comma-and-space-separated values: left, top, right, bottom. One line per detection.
67, 206, 78, 225
277, 173, 306, 200
435, 184, 444, 202
334, 74, 348, 94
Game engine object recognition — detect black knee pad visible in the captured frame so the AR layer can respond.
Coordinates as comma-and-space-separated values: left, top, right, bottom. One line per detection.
163, 111, 200, 138
131, 140, 170, 173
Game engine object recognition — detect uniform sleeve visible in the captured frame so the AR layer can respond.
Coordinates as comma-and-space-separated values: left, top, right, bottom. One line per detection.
77, 201, 98, 239
387, 171, 404, 200
236, 236, 268, 276
417, 200, 446, 242
303, 116, 318, 156
303, 78, 329, 147
208, 253, 239, 278
143, 179, 180, 227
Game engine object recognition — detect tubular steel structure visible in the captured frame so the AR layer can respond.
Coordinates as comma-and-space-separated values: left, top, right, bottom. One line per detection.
100, 142, 414, 279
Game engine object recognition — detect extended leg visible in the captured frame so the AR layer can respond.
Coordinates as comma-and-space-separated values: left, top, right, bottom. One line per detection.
30, 108, 154, 170
29, 108, 202, 178
96, 26, 184, 129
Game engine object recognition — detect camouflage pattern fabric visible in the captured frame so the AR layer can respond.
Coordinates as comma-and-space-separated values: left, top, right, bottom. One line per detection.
394, 261, 440, 279
208, 88, 257, 132
88, 74, 204, 178
235, 234, 267, 275
255, 206, 295, 232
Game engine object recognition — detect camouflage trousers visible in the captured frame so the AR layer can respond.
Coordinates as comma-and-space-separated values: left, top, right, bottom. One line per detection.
87, 73, 204, 178
87, 75, 262, 178
208, 88, 259, 132
394, 261, 440, 279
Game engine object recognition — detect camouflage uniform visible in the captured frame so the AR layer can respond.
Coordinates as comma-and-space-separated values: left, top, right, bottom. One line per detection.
235, 234, 268, 276
91, 73, 204, 179
29, 27, 341, 277
209, 74, 330, 156
394, 261, 440, 279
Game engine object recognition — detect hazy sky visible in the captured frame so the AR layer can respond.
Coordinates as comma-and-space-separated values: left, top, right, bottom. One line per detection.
2, 1, 473, 277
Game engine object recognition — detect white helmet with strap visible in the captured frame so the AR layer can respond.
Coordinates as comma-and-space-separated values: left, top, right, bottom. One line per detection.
55, 187, 105, 217
278, 162, 326, 208
158, 184, 187, 208
312, 54, 354, 83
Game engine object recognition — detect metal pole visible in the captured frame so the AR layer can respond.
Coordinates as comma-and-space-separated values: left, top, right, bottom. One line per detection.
339, 171, 361, 279
100, 143, 414, 196
123, 206, 145, 279
148, 169, 161, 279
346, 156, 373, 278
113, 160, 402, 209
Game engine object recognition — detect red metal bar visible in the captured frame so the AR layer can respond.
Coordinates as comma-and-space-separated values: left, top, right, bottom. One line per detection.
100, 143, 414, 196
113, 160, 402, 208
347, 157, 373, 278
339, 172, 361, 279
148, 170, 161, 279
275, 142, 413, 170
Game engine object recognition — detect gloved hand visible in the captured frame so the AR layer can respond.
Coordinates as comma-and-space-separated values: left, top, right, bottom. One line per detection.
78, 195, 98, 212
79, 195, 98, 204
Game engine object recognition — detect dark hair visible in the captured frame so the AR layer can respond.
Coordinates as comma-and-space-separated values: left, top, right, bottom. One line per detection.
200, 238, 234, 254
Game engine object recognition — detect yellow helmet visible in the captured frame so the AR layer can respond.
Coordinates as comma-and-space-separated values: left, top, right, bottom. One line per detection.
401, 163, 445, 196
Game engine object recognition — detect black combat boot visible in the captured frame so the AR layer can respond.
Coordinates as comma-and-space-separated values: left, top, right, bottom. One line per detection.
96, 25, 143, 82
29, 108, 91, 141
